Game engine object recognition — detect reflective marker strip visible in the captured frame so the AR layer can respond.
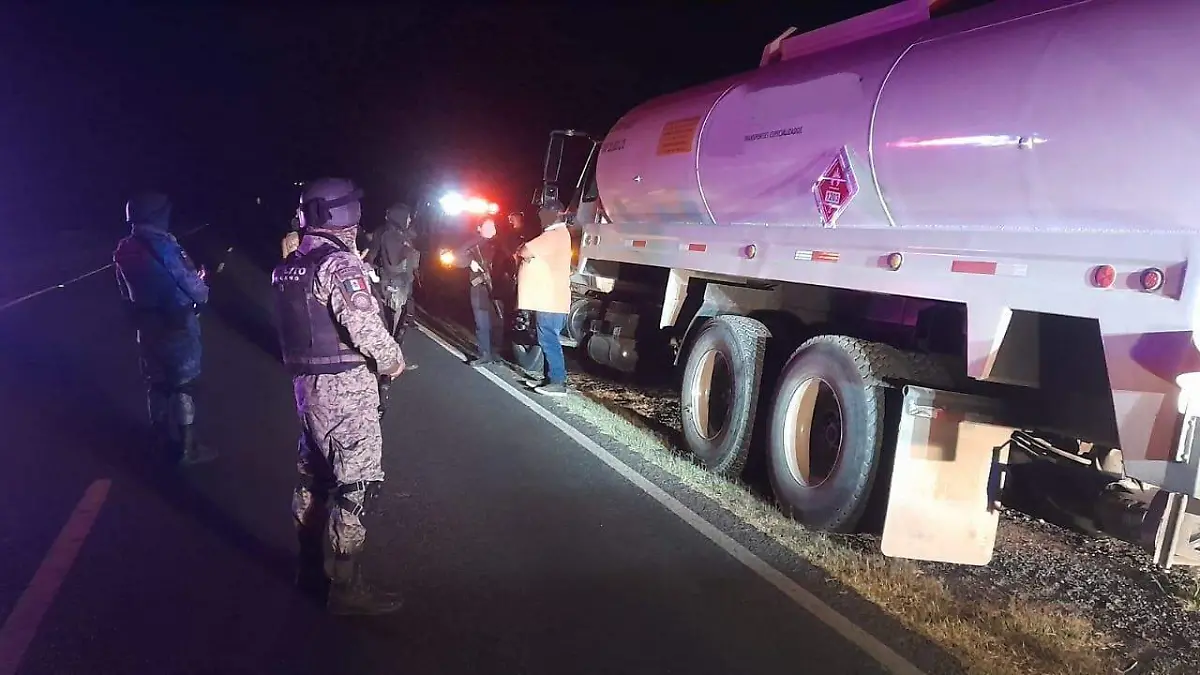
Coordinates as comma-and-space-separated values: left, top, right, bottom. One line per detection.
685, 243, 707, 252
951, 260, 997, 275
795, 250, 840, 263
632, 240, 647, 249
950, 260, 1028, 277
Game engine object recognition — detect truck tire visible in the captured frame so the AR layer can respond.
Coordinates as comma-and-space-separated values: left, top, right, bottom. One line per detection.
766, 335, 937, 533
512, 343, 544, 377
680, 315, 771, 477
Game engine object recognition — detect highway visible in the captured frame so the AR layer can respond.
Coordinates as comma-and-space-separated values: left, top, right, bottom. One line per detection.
0, 228, 952, 675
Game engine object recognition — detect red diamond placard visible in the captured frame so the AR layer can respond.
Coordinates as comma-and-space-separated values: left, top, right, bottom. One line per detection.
812, 147, 858, 227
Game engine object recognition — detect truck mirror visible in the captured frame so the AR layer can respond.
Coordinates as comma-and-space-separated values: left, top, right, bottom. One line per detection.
542, 184, 560, 207
543, 133, 565, 184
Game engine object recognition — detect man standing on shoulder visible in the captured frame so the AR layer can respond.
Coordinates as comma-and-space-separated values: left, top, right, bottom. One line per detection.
449, 217, 503, 367
515, 200, 572, 397
272, 177, 405, 615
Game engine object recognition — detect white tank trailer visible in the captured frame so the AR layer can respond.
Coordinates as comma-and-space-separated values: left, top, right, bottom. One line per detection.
539, 0, 1200, 567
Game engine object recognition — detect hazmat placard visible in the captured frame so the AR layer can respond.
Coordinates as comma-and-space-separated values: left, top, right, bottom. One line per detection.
656, 116, 702, 156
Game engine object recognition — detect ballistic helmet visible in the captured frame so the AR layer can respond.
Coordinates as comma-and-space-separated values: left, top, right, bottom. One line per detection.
385, 202, 412, 230
298, 178, 363, 231
126, 192, 172, 230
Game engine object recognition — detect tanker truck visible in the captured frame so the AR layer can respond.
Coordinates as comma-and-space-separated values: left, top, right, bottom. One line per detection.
538, 0, 1200, 568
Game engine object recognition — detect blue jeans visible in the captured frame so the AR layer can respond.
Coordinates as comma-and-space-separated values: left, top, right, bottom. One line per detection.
536, 311, 568, 384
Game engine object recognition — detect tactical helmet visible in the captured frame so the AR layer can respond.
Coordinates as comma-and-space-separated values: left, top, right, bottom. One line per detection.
126, 192, 172, 229
298, 178, 363, 231
386, 202, 412, 229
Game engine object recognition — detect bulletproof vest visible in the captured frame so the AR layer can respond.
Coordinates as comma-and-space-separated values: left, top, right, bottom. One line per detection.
272, 238, 367, 376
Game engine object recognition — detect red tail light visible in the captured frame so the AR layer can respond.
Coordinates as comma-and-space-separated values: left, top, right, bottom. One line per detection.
1140, 267, 1165, 292
1092, 265, 1116, 289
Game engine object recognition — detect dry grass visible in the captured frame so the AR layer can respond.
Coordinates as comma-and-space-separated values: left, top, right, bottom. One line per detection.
558, 392, 1122, 675
1182, 571, 1200, 613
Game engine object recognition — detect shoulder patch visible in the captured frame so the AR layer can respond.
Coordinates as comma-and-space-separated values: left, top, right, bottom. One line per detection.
341, 276, 370, 295
330, 261, 375, 311
350, 291, 374, 312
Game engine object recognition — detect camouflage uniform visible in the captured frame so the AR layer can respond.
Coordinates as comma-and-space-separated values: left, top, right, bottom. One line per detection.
273, 177, 404, 615
288, 231, 403, 567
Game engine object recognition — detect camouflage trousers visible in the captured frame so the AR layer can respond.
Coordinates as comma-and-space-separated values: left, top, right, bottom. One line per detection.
291, 365, 385, 567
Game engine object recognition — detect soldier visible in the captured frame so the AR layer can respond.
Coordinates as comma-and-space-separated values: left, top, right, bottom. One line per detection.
370, 202, 421, 347
113, 191, 217, 466
272, 177, 406, 615
367, 202, 421, 418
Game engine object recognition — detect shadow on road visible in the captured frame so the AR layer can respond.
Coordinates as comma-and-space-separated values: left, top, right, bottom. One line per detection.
0, 282, 297, 591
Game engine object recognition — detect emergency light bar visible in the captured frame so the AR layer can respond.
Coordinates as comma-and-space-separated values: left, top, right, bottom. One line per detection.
439, 191, 499, 216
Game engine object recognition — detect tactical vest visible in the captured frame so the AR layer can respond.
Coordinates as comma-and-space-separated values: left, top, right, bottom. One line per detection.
272, 238, 367, 376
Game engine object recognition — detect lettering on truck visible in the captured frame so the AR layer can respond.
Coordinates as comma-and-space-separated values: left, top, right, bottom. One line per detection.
744, 126, 804, 142
602, 139, 626, 153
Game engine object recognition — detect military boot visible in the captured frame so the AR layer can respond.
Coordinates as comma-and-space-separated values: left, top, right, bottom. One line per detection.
177, 425, 218, 467
327, 556, 403, 616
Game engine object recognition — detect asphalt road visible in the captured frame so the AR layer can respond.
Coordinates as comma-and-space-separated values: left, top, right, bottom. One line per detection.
0, 229, 903, 675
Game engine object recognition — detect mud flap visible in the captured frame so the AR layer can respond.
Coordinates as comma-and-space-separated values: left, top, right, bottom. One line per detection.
880, 386, 1014, 566
1145, 492, 1200, 568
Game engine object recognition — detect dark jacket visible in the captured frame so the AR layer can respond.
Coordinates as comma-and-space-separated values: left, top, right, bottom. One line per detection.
113, 225, 210, 315
113, 223, 209, 385
369, 223, 420, 287
453, 235, 496, 291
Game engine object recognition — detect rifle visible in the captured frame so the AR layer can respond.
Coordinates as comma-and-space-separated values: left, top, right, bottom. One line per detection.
466, 241, 505, 321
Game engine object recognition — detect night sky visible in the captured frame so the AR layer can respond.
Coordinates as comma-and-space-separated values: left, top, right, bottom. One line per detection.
0, 1, 895, 242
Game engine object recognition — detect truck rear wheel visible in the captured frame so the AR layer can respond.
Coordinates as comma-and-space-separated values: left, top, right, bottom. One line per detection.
766, 336, 894, 533
680, 315, 771, 477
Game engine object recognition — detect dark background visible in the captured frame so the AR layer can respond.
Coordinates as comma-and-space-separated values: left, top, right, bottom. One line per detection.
0, 1, 908, 249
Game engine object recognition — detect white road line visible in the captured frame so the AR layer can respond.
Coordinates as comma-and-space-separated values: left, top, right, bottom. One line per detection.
0, 479, 112, 675
416, 321, 468, 362
414, 322, 926, 675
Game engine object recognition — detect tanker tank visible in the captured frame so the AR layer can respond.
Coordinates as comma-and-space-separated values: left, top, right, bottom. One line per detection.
595, 0, 1200, 235
543, 0, 1200, 569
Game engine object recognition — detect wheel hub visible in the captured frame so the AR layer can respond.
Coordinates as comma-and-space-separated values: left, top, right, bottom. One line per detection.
782, 377, 844, 488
